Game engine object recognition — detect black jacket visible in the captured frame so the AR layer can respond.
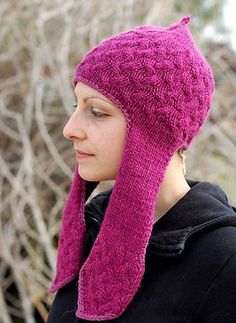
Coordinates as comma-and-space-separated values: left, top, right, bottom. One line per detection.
47, 178, 236, 323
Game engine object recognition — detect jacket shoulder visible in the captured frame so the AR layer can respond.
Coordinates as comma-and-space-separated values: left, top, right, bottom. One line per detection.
189, 225, 236, 261
192, 249, 236, 322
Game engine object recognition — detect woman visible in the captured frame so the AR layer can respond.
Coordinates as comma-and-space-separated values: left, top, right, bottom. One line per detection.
47, 16, 236, 322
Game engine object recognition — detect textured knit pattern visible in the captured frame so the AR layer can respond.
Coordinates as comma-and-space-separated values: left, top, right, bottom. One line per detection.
48, 15, 215, 321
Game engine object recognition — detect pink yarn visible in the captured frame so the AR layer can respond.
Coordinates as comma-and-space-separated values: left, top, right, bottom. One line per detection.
48, 15, 215, 320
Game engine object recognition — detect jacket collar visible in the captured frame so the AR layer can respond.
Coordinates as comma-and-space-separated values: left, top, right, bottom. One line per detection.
85, 178, 236, 257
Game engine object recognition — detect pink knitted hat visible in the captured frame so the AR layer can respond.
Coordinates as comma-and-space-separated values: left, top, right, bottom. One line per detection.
48, 15, 215, 320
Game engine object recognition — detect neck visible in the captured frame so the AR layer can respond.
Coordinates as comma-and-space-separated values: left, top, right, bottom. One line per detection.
154, 176, 191, 223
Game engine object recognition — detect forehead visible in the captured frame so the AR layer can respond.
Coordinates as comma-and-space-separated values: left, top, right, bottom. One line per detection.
74, 81, 112, 104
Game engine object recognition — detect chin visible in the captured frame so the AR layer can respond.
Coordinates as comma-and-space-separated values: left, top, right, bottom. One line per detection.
77, 165, 116, 181
78, 171, 104, 182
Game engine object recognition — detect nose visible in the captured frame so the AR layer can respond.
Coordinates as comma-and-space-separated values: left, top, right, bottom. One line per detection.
63, 113, 86, 141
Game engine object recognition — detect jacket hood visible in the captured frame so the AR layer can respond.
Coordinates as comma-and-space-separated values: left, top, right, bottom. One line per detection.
84, 178, 236, 257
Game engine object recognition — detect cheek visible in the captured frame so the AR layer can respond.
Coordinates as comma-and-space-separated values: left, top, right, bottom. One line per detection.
94, 119, 127, 159
109, 127, 127, 159
100, 127, 126, 157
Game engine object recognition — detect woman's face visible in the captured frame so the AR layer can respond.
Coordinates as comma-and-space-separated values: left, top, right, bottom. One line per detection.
63, 81, 127, 181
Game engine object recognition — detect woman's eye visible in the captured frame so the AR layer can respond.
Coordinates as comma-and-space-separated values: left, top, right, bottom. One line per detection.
91, 108, 107, 118
72, 104, 107, 118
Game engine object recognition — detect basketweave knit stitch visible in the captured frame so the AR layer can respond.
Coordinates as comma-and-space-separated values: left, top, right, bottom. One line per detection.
48, 15, 215, 321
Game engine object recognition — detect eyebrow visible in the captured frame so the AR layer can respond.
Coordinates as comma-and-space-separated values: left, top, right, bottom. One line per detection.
75, 94, 112, 105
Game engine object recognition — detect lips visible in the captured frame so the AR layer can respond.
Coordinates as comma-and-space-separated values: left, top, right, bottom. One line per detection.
75, 149, 94, 156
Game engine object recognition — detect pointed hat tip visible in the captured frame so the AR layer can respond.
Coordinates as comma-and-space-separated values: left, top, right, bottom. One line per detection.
181, 15, 191, 25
